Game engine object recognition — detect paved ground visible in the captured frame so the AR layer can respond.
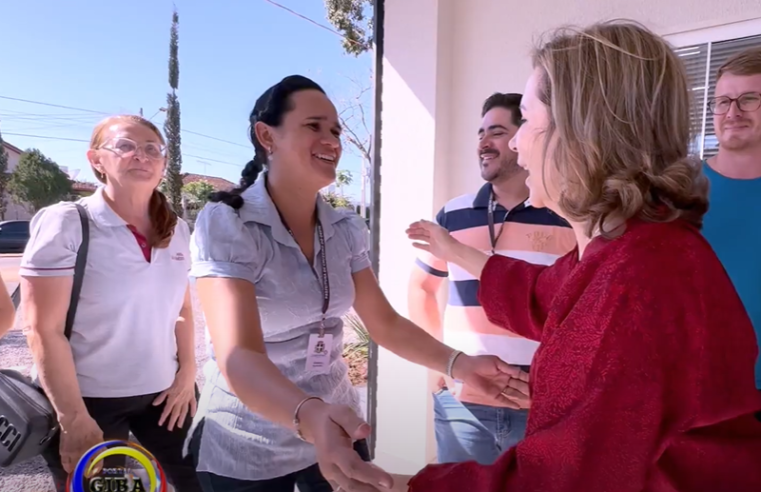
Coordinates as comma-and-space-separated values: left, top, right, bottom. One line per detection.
0, 257, 368, 491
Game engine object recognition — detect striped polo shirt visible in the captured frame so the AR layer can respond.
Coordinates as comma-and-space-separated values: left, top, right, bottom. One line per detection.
416, 182, 575, 403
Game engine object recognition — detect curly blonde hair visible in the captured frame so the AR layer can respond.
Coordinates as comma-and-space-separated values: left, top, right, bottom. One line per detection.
532, 21, 709, 238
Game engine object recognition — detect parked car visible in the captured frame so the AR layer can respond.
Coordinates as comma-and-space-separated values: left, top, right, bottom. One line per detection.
0, 220, 30, 253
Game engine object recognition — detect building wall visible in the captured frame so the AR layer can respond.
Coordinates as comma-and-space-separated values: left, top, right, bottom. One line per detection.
375, 0, 761, 474
2, 147, 32, 220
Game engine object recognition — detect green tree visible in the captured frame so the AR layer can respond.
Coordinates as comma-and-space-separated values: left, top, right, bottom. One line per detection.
321, 190, 353, 209
336, 169, 353, 195
324, 0, 373, 56
0, 126, 11, 219
9, 149, 72, 213
182, 180, 214, 208
163, 9, 184, 214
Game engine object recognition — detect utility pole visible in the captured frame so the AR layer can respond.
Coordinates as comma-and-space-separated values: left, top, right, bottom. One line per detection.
139, 108, 144, 117
360, 160, 367, 219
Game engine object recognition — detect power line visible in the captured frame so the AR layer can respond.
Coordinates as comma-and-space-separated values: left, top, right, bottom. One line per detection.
262, 0, 364, 48
183, 129, 249, 148
0, 95, 249, 149
3, 132, 89, 143
184, 153, 243, 167
1, 132, 243, 168
0, 95, 107, 114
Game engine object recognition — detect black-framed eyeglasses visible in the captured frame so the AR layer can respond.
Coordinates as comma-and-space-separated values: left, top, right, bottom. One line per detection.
709, 91, 761, 115
99, 137, 166, 160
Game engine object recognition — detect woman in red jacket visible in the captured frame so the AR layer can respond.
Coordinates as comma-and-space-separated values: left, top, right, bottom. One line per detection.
403, 21, 761, 492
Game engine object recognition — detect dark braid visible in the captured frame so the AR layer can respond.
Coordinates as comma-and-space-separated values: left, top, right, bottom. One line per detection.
209, 75, 326, 210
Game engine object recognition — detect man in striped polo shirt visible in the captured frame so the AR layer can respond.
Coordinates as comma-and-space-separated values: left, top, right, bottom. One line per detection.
408, 93, 575, 465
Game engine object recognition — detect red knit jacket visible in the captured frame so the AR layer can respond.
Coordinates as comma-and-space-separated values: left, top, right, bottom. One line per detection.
408, 219, 761, 492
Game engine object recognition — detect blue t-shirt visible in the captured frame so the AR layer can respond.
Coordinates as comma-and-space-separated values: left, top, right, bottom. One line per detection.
702, 163, 761, 389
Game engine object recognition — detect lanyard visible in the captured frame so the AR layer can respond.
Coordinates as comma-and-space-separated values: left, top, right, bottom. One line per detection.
277, 213, 331, 338
487, 191, 506, 255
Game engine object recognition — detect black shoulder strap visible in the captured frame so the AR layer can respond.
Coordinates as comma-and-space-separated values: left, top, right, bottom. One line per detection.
9, 205, 90, 338
64, 204, 89, 340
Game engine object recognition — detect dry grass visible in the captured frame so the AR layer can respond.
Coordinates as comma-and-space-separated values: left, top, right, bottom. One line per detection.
342, 313, 369, 386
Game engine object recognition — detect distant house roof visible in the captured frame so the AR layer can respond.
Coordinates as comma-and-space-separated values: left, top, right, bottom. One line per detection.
183, 173, 236, 191
72, 181, 98, 193
1, 141, 23, 155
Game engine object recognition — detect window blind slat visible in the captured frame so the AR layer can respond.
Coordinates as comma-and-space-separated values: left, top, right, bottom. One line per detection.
676, 44, 709, 155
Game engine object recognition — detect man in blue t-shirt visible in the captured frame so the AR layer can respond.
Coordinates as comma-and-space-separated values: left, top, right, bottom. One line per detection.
701, 47, 761, 406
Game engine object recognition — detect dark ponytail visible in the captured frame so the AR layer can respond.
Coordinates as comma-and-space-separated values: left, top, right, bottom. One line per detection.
209, 153, 265, 210
149, 189, 178, 248
209, 75, 326, 210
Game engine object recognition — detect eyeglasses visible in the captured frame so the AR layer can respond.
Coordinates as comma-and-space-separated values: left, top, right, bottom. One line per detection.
709, 92, 761, 115
100, 137, 166, 160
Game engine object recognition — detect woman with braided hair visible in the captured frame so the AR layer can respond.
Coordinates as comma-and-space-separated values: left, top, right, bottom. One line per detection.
186, 75, 528, 492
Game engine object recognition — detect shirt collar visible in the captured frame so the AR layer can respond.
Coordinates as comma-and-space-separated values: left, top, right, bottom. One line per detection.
473, 182, 493, 209
84, 186, 128, 228
472, 182, 531, 210
238, 172, 345, 247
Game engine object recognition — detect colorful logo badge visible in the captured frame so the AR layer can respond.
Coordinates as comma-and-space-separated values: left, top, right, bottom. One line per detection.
67, 440, 168, 492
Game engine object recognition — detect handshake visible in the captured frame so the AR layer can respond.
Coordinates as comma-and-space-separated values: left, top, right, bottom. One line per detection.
310, 354, 531, 491
447, 353, 531, 409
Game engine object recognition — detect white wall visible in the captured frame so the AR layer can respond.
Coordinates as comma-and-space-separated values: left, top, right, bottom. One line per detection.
373, 0, 454, 472
375, 0, 761, 474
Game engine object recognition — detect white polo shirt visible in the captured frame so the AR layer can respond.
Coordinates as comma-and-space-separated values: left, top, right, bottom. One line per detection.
20, 187, 191, 398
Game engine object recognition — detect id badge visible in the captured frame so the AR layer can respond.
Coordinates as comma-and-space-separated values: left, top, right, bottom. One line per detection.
306, 334, 333, 374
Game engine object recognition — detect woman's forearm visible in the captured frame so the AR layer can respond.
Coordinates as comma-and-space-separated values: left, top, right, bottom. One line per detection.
371, 315, 454, 375
175, 290, 196, 373
354, 268, 457, 376
221, 347, 325, 441
449, 240, 491, 278
198, 276, 331, 442
27, 330, 88, 425
175, 319, 196, 374
0, 273, 15, 338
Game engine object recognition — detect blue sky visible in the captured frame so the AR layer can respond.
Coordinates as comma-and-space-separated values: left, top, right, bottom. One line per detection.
0, 0, 372, 200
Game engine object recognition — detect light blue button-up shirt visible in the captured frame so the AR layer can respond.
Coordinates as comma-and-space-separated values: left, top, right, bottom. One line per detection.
187, 173, 370, 480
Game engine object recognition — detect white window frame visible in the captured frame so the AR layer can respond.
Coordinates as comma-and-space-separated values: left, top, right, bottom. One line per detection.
663, 17, 761, 47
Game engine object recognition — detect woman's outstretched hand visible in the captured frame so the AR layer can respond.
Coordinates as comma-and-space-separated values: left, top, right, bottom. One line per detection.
300, 399, 394, 491
406, 220, 459, 262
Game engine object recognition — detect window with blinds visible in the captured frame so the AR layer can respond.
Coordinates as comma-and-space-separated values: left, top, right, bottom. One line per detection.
676, 34, 761, 158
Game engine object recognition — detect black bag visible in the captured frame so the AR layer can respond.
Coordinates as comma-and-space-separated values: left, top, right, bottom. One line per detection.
0, 204, 89, 467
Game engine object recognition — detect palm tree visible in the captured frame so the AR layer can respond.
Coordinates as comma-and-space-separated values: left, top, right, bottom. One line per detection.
336, 169, 353, 196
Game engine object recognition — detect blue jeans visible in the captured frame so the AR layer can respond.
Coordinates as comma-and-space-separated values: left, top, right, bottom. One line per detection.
432, 389, 528, 465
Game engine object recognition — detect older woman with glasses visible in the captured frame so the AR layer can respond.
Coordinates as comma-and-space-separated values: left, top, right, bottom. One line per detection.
20, 115, 202, 491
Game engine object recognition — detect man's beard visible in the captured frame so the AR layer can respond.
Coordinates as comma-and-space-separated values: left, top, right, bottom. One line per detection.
481, 155, 521, 182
